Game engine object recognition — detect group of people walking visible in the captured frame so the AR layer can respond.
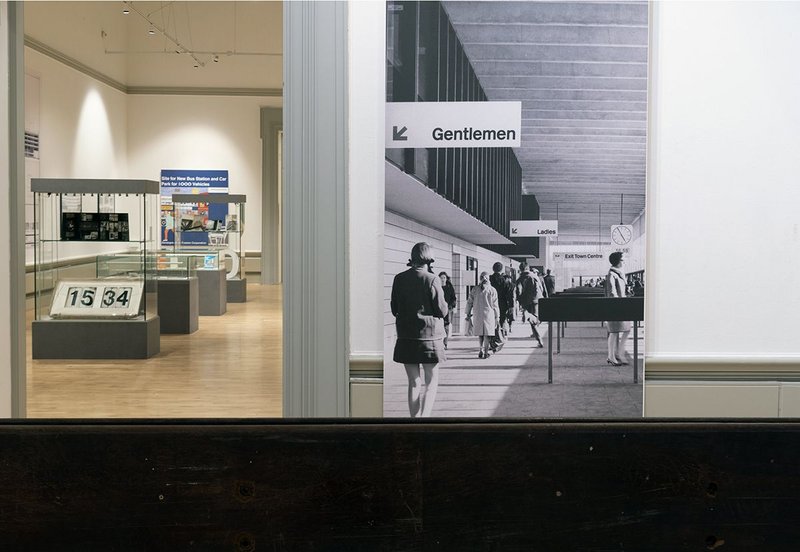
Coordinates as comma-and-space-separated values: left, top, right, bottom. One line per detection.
464, 262, 550, 359
390, 242, 634, 417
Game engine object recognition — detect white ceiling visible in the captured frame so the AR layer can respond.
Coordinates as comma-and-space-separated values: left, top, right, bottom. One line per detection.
444, 1, 648, 242
24, 1, 282, 89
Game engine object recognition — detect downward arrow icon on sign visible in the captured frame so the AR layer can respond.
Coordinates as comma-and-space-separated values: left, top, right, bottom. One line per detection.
393, 126, 408, 141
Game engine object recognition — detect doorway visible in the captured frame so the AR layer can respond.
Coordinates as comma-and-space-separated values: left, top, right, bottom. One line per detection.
18, 1, 285, 417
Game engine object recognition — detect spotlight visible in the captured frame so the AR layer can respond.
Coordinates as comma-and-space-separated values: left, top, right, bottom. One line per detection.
148, 28, 156, 35
175, 49, 181, 54
213, 55, 219, 63
193, 63, 199, 68
122, 8, 130, 15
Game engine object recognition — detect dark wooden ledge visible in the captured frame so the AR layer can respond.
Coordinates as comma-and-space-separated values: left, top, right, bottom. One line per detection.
1, 419, 798, 550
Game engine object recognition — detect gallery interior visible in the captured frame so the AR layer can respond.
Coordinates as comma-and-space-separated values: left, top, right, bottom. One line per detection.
20, 0, 283, 417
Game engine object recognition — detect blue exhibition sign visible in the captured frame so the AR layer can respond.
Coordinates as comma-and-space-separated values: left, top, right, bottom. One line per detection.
160, 169, 229, 247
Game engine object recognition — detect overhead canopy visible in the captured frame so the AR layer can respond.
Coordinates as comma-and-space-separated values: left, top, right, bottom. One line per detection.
444, 1, 648, 242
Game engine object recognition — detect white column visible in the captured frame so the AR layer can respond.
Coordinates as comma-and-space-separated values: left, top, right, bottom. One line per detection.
283, 1, 349, 416
0, 1, 26, 417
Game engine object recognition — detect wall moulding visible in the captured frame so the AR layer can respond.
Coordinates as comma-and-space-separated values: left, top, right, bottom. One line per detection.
646, 354, 800, 381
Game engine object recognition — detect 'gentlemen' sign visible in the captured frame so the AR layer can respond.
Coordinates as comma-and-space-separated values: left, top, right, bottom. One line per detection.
386, 101, 522, 148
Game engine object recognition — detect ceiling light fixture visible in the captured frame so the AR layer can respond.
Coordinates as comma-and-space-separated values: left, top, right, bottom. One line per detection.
122, 8, 130, 15
106, 2, 220, 70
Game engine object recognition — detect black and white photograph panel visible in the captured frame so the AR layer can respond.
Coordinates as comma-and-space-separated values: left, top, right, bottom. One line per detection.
384, 1, 648, 418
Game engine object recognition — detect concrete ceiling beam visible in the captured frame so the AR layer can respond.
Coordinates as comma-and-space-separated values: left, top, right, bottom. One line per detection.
456, 24, 648, 45
444, 2, 647, 27
472, 61, 648, 79
487, 89, 647, 101
465, 44, 647, 63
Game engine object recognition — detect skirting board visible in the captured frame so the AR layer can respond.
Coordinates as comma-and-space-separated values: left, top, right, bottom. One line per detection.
32, 317, 161, 359
349, 354, 384, 417
646, 355, 800, 381
350, 379, 384, 418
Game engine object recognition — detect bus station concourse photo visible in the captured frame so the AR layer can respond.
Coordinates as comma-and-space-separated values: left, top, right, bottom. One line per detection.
2, 1, 800, 549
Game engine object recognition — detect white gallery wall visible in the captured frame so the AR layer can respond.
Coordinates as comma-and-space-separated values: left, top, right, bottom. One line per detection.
23, 48, 275, 255
24, 48, 135, 262
348, 0, 800, 417
26, 49, 128, 179
20, 0, 283, 260
127, 94, 280, 253
647, 0, 800, 359
644, 1, 800, 416
348, 0, 385, 364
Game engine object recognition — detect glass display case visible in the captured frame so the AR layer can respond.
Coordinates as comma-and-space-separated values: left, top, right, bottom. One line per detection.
171, 193, 247, 302
155, 250, 221, 275
97, 251, 221, 281
31, 178, 161, 359
96, 253, 158, 280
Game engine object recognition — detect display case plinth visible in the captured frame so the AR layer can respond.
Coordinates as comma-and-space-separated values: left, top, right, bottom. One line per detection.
197, 268, 227, 315
32, 317, 161, 359
227, 278, 247, 303
157, 277, 199, 334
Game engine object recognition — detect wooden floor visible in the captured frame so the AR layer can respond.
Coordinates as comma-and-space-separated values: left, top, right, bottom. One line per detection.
26, 284, 283, 418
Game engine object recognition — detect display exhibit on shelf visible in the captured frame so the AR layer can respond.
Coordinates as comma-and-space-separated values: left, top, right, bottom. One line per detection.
97, 251, 207, 334
61, 212, 130, 241
153, 250, 221, 274
49, 279, 144, 319
31, 178, 161, 359
171, 193, 247, 303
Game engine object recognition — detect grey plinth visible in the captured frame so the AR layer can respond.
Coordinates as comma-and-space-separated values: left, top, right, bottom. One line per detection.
197, 268, 227, 316
157, 277, 199, 334
227, 278, 247, 303
32, 317, 161, 359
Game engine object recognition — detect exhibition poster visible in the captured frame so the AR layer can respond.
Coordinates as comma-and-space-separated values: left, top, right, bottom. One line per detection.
159, 169, 229, 246
384, 1, 648, 418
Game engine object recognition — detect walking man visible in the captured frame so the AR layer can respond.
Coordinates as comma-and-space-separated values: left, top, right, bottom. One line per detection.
544, 269, 556, 297
516, 262, 545, 348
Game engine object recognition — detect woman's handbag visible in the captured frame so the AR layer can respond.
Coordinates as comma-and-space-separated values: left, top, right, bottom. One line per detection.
464, 317, 474, 337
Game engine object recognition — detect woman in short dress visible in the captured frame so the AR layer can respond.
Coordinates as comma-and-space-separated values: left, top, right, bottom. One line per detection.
605, 251, 632, 366
391, 243, 448, 417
